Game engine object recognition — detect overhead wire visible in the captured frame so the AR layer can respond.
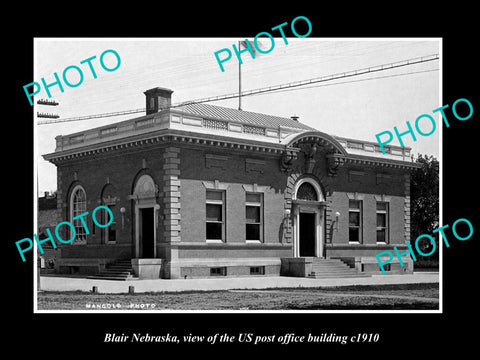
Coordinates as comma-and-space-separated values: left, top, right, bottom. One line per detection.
37, 53, 439, 125
46, 41, 434, 111
67, 41, 413, 92
249, 68, 439, 96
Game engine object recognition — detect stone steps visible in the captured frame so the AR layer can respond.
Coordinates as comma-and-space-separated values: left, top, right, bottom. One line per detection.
87, 259, 138, 281
308, 258, 370, 279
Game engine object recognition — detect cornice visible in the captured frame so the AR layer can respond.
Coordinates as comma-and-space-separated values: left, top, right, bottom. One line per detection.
326, 153, 421, 170
43, 129, 291, 164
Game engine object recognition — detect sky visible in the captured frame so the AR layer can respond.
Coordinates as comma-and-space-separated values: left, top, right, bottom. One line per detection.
35, 38, 441, 194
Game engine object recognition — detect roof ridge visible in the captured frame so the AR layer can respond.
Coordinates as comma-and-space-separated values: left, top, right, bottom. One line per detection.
188, 102, 293, 120
177, 102, 315, 131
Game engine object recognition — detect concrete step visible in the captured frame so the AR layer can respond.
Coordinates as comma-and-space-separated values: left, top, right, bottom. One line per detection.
87, 259, 137, 280
308, 258, 370, 279
87, 275, 138, 281
311, 264, 351, 270
106, 265, 134, 271
311, 270, 354, 275
98, 270, 134, 276
312, 264, 351, 269
308, 273, 370, 279
311, 264, 353, 270
311, 269, 358, 275
108, 262, 132, 267
311, 259, 350, 264
87, 272, 137, 280
310, 264, 347, 268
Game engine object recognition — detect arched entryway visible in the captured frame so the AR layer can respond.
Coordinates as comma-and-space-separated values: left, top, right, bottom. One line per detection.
131, 174, 159, 258
292, 177, 327, 258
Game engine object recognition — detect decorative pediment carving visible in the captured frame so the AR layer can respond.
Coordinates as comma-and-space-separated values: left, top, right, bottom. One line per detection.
326, 154, 346, 177
280, 149, 297, 172
133, 174, 157, 198
300, 143, 318, 174
102, 195, 120, 205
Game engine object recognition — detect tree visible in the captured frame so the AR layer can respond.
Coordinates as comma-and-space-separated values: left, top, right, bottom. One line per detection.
410, 153, 439, 266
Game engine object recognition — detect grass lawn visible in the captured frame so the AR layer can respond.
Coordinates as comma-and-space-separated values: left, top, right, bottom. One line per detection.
37, 283, 439, 311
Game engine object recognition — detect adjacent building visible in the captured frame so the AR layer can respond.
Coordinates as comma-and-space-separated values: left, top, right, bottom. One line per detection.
37, 191, 61, 271
43, 87, 419, 279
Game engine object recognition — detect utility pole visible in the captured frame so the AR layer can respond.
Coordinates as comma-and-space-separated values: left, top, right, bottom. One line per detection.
237, 39, 259, 111
37, 98, 59, 119
238, 41, 242, 110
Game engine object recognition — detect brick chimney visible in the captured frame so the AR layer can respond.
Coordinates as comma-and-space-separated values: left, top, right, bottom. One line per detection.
144, 87, 174, 115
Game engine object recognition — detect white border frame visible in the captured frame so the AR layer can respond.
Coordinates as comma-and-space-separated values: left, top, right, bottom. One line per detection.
33, 37, 442, 315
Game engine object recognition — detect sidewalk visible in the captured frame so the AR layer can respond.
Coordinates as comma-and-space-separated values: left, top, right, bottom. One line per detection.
39, 272, 439, 294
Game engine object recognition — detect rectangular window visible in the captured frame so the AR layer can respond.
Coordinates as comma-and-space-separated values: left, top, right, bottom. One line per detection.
348, 200, 362, 243
246, 193, 263, 242
206, 190, 225, 242
210, 267, 227, 276
376, 201, 389, 243
250, 266, 265, 275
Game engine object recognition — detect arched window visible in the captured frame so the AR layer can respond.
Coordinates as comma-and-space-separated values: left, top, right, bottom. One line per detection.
296, 182, 318, 201
70, 185, 87, 244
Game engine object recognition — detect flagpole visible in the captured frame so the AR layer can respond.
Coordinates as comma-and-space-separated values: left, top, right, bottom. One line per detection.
238, 41, 242, 110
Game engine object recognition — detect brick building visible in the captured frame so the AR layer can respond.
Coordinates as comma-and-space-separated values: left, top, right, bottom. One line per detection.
43, 87, 419, 279
37, 191, 61, 270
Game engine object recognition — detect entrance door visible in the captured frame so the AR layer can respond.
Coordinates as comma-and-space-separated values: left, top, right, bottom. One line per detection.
299, 212, 316, 257
139, 207, 154, 258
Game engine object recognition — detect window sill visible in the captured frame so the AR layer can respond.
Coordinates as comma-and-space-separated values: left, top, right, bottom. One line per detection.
206, 239, 224, 244
246, 240, 262, 244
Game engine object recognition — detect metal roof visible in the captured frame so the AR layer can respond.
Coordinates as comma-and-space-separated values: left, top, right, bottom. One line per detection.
174, 102, 316, 131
